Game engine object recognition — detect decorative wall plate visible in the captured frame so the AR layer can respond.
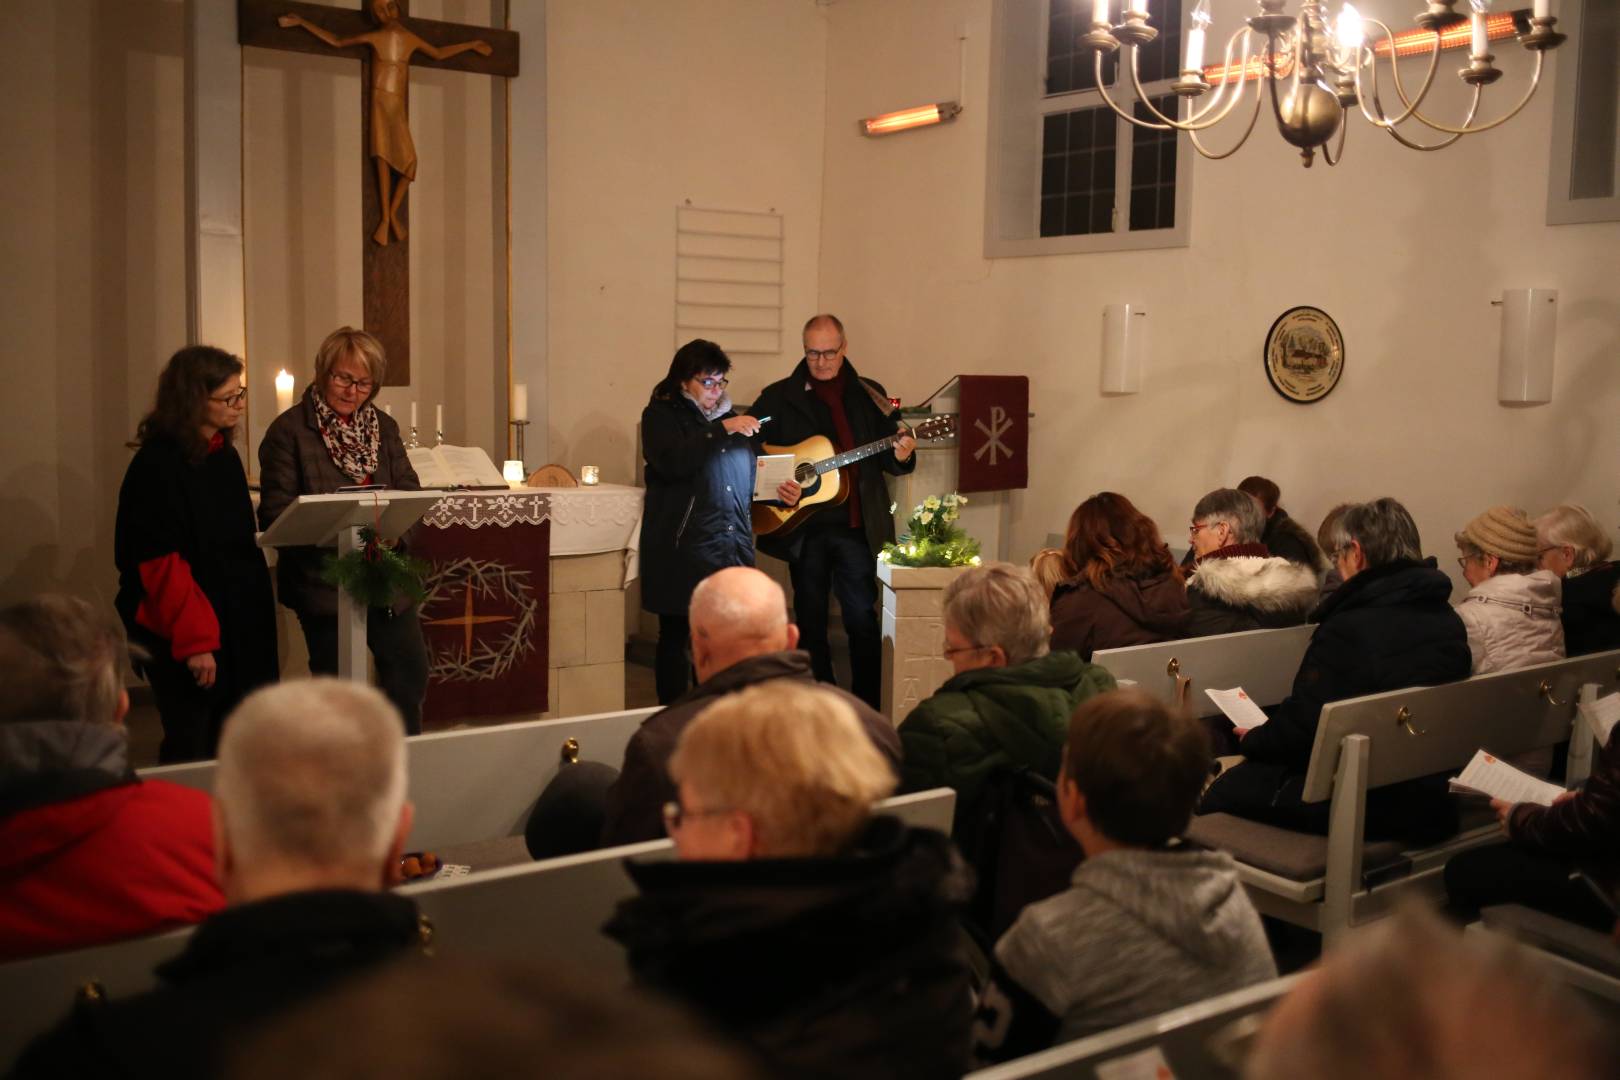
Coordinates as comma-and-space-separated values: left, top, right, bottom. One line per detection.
1264, 306, 1344, 403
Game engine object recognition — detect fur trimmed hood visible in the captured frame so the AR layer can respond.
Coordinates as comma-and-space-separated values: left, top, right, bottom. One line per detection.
1188, 556, 1319, 616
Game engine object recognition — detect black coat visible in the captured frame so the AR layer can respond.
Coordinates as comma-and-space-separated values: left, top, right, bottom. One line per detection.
113, 436, 278, 696
1200, 558, 1471, 840
750, 358, 916, 560
1560, 562, 1620, 657
638, 394, 756, 615
604, 817, 976, 1080
12, 890, 426, 1080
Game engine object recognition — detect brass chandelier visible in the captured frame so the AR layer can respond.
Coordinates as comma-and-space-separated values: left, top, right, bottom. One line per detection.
1081, 1, 1568, 166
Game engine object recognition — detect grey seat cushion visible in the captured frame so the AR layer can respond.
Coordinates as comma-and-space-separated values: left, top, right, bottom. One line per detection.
1186, 813, 1407, 882
1482, 904, 1620, 979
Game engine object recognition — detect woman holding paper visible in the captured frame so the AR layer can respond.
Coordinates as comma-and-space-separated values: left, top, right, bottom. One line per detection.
639, 339, 799, 703
115, 345, 279, 762
258, 326, 428, 733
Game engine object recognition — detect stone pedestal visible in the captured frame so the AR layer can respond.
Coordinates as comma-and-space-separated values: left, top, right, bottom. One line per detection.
879, 561, 970, 723
545, 550, 628, 718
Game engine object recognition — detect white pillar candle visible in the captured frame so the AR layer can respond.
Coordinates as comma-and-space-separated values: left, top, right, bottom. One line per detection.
274, 369, 294, 414
513, 383, 528, 421
1092, 0, 1109, 27
410, 401, 418, 428
1470, 11, 1488, 58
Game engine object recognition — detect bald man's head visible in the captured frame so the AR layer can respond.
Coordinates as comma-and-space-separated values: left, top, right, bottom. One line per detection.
688, 568, 800, 682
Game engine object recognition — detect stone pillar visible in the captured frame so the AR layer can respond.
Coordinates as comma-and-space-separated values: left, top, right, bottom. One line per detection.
879, 562, 969, 723
546, 550, 628, 718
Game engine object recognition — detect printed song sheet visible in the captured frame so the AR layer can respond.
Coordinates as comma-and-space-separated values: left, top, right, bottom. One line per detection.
754, 454, 797, 501
1205, 687, 1269, 731
1448, 750, 1567, 806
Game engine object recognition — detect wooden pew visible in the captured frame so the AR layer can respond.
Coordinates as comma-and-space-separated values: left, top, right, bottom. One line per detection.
140, 706, 657, 850
966, 975, 1297, 1080
1094, 625, 1314, 709
0, 788, 956, 1063
1469, 906, 1620, 1022
1187, 650, 1620, 947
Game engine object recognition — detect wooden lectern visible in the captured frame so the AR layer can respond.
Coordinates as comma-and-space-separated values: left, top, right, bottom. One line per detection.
257, 490, 442, 682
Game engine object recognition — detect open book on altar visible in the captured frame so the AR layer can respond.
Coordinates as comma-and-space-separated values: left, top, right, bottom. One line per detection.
407, 444, 509, 490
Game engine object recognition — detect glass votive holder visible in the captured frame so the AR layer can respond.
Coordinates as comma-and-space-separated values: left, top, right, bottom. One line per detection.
580, 465, 600, 486
502, 459, 526, 489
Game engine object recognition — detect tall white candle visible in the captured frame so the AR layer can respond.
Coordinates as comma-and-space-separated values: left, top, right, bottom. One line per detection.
1470, 11, 1488, 58
1092, 1, 1109, 27
410, 401, 418, 428
513, 383, 528, 421
1184, 27, 1205, 71
436, 404, 444, 435
274, 369, 294, 414
1533, 0, 1549, 18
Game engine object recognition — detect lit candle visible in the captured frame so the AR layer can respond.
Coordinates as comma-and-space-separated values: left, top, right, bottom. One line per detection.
274, 369, 294, 414
410, 401, 418, 428
580, 465, 600, 486
1092, 0, 1109, 27
435, 404, 444, 436
502, 459, 526, 488
1470, 6, 1488, 58
513, 383, 528, 422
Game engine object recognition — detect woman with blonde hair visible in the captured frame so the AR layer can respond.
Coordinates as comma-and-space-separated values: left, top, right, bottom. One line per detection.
1535, 504, 1620, 656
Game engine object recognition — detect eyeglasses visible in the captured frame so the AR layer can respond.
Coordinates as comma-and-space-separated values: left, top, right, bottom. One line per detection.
697, 376, 729, 390
1189, 521, 1225, 535
1456, 554, 1486, 571
661, 800, 736, 832
210, 389, 248, 407
804, 347, 843, 362
943, 642, 989, 659
330, 372, 376, 393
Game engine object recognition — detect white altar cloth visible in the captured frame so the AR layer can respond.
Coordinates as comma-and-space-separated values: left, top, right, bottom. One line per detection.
416, 484, 644, 581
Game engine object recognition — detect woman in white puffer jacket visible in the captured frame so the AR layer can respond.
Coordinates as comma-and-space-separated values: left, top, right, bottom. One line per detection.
1453, 505, 1565, 675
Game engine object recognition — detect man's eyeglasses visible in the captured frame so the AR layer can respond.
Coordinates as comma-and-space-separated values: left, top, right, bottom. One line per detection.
661, 800, 736, 832
804, 347, 843, 362
330, 372, 376, 393
698, 376, 729, 390
943, 642, 988, 659
1189, 521, 1223, 535
210, 389, 248, 407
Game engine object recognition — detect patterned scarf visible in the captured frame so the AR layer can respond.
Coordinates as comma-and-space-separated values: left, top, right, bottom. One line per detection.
682, 389, 733, 423
309, 383, 381, 483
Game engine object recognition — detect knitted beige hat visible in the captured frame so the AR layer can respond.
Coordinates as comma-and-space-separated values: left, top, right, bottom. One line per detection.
1456, 505, 1539, 565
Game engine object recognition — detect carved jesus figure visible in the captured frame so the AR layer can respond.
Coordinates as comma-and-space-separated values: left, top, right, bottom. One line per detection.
279, 0, 492, 244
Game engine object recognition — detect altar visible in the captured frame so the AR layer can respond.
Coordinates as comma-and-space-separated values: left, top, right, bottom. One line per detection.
272, 484, 642, 729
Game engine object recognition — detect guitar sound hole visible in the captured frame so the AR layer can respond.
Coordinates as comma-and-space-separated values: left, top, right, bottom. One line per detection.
795, 464, 815, 486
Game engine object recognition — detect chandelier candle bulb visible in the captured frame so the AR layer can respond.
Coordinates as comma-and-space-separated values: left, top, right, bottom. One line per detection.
1092, 0, 1110, 27
1470, 9, 1489, 59
1533, 0, 1548, 17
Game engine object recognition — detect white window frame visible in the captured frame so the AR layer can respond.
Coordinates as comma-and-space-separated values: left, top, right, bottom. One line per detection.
1546, 0, 1620, 225
985, 0, 1194, 258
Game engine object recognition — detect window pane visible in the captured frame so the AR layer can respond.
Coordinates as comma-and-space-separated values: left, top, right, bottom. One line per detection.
1040, 104, 1119, 237
1047, 0, 1116, 95
1133, 0, 1184, 85
1128, 95, 1178, 232
1043, 113, 1069, 156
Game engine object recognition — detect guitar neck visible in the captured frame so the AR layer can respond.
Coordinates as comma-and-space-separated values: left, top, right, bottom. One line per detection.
813, 432, 903, 476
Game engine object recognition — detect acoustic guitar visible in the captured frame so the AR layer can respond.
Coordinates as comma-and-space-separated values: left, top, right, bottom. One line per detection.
751, 415, 957, 537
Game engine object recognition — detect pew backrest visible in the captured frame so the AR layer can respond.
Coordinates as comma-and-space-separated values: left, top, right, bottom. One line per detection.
1094, 625, 1314, 708
1300, 650, 1620, 803
966, 975, 1297, 1080
140, 706, 659, 849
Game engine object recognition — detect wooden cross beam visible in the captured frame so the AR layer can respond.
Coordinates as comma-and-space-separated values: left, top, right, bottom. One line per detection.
238, 0, 520, 385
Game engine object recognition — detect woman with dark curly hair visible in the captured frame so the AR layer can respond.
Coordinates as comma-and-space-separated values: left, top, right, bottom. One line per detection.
1049, 492, 1188, 660
115, 345, 278, 762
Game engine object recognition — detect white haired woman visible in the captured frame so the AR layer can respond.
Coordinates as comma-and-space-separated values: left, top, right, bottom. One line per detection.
1536, 504, 1620, 656
605, 680, 975, 1079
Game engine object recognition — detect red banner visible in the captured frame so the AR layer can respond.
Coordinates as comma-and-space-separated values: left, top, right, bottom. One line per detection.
413, 516, 550, 728
956, 375, 1029, 494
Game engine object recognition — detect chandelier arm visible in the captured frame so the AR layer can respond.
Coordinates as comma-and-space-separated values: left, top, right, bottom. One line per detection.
1401, 51, 1545, 136
1093, 50, 1177, 131
1360, 18, 1444, 121
1188, 73, 1268, 160
1376, 86, 1480, 150
1125, 37, 1259, 132
1320, 111, 1349, 166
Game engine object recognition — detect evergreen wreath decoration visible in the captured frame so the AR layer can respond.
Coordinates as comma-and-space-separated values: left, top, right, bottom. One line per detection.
321, 525, 429, 609
879, 492, 983, 568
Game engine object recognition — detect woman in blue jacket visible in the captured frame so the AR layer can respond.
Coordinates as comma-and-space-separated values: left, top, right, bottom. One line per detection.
639, 340, 797, 703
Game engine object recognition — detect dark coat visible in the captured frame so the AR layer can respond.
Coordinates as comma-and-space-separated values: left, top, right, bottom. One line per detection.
750, 358, 916, 560
1560, 562, 1620, 657
1049, 571, 1188, 661
1199, 558, 1471, 840
12, 890, 426, 1080
1509, 726, 1620, 891
1261, 508, 1326, 572
1183, 551, 1318, 639
257, 395, 421, 617
638, 393, 757, 615
599, 650, 903, 847
603, 817, 976, 1080
114, 435, 278, 694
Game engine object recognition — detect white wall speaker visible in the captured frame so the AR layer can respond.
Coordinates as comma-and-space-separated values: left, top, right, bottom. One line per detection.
1100, 303, 1147, 395
1497, 288, 1557, 405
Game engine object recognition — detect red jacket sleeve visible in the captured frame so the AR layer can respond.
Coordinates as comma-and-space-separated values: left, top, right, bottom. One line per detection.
136, 552, 221, 660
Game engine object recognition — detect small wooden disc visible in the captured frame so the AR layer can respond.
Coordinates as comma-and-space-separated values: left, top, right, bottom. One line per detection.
526, 463, 578, 488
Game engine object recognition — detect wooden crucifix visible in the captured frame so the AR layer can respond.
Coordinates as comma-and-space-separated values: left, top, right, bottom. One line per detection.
238, 0, 520, 384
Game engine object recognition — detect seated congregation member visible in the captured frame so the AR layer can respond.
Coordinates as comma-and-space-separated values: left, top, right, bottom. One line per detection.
1238, 474, 1328, 572
605, 681, 975, 1080
1454, 505, 1564, 674
1443, 717, 1620, 931
1536, 504, 1620, 656
1247, 908, 1615, 1080
973, 689, 1276, 1061
1050, 492, 1188, 660
14, 680, 427, 1080
1315, 501, 1353, 601
1199, 498, 1471, 838
0, 596, 221, 962
901, 563, 1114, 844
259, 327, 428, 734
116, 345, 278, 762
600, 566, 900, 847
1184, 488, 1318, 638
